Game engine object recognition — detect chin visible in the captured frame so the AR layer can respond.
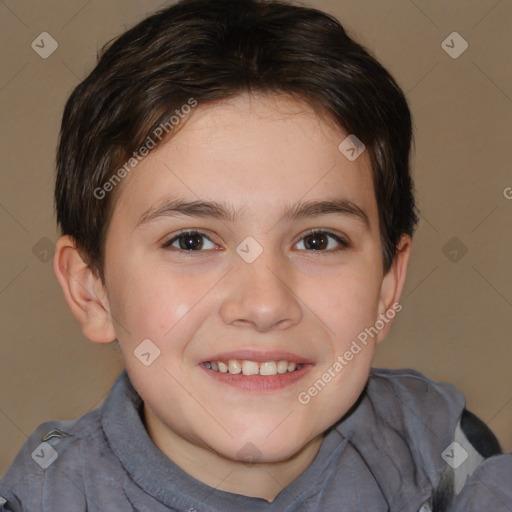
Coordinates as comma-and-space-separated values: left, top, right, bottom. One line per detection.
211, 433, 311, 465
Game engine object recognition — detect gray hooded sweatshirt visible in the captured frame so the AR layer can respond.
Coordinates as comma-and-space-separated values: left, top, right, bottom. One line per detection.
0, 368, 509, 511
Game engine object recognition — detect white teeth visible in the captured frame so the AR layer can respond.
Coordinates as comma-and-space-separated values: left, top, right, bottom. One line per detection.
228, 359, 242, 374
260, 361, 277, 376
206, 359, 304, 375
277, 360, 288, 374
242, 360, 259, 375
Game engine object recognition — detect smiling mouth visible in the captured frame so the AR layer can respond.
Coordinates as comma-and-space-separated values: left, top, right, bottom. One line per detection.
202, 359, 304, 376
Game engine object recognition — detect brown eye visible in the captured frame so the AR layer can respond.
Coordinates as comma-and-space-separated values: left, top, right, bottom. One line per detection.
303, 233, 329, 250
295, 231, 348, 251
163, 231, 217, 251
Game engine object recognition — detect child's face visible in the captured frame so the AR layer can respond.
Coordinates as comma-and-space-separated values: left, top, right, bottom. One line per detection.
101, 93, 407, 463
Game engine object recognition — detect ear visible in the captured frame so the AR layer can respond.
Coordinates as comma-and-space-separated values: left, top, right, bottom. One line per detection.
375, 235, 412, 344
53, 235, 116, 343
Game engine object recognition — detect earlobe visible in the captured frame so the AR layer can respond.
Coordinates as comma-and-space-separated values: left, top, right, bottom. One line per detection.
375, 235, 412, 344
53, 235, 116, 344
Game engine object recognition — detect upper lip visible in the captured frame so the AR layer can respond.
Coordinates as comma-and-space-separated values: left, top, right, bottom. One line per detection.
201, 350, 313, 364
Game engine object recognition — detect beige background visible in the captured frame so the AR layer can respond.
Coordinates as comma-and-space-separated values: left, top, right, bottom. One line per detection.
1, 0, 511, 475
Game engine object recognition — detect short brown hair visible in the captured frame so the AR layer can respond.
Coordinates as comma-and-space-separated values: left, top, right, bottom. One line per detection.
55, 0, 418, 281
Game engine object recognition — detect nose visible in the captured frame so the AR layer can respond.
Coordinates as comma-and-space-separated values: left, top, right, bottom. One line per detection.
218, 254, 303, 332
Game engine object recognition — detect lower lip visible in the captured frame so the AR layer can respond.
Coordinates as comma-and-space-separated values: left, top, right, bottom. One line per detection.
200, 364, 313, 391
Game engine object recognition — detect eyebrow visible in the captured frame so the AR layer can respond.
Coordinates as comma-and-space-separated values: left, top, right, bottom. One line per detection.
135, 197, 370, 230
135, 199, 238, 229
281, 198, 369, 228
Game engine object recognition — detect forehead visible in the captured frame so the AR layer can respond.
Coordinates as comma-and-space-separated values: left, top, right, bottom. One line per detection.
112, 93, 377, 227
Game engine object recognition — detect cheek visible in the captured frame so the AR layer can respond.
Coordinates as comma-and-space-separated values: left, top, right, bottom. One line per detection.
309, 267, 382, 344
109, 266, 203, 345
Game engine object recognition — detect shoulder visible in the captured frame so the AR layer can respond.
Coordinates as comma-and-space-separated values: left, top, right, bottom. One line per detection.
334, 367, 502, 511
367, 367, 467, 417
369, 366, 462, 395
366, 369, 501, 459
0, 371, 139, 512
365, 368, 503, 512
0, 408, 103, 511
337, 367, 468, 446
331, 368, 468, 510
447, 453, 512, 511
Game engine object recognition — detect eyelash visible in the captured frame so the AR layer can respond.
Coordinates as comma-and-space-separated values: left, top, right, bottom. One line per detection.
295, 229, 350, 252
161, 229, 350, 253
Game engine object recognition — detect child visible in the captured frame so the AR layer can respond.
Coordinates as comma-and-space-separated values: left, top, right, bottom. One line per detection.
1, 0, 509, 510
